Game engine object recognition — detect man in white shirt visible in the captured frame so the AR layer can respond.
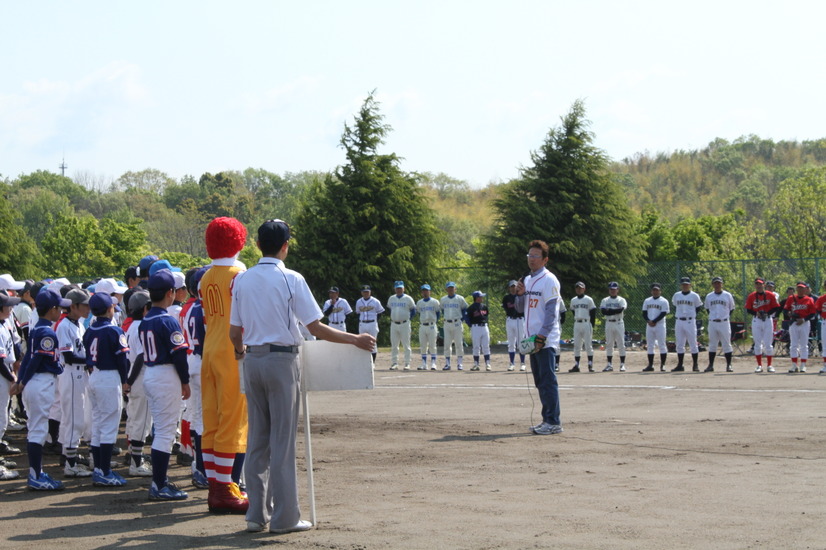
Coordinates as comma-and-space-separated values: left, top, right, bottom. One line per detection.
704, 277, 736, 372
387, 282, 416, 371
322, 287, 352, 333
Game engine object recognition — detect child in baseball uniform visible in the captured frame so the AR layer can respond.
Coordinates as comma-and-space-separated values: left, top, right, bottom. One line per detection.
83, 293, 129, 487
139, 269, 191, 500
124, 290, 153, 477
12, 288, 72, 491
0, 292, 22, 480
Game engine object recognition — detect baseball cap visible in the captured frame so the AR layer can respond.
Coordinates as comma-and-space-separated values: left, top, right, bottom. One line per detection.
89, 293, 115, 316
472, 290, 486, 298
361, 285, 371, 292
575, 282, 586, 288
258, 219, 290, 250
172, 271, 187, 290
66, 288, 91, 305
328, 286, 340, 293
796, 281, 808, 289
35, 288, 71, 310
0, 293, 21, 307
148, 269, 176, 291
95, 278, 127, 299
754, 278, 765, 285
394, 281, 405, 289
766, 281, 776, 287
608, 282, 619, 289
128, 290, 151, 315
30, 281, 46, 299
680, 277, 691, 284
0, 274, 25, 291
137, 255, 159, 277
711, 277, 723, 284
508, 280, 518, 287
149, 260, 182, 276
420, 284, 431, 290
650, 283, 662, 290
445, 282, 456, 288
124, 266, 139, 280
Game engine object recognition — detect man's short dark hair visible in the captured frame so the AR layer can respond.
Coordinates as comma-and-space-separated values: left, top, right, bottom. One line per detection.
149, 288, 169, 303
528, 240, 549, 259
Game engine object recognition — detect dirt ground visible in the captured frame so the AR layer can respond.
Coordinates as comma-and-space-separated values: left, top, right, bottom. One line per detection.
2, 349, 826, 549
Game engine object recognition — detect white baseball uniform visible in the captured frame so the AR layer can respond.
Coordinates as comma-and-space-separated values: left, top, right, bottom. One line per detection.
56, 317, 88, 451
704, 290, 735, 353
125, 320, 152, 444
416, 297, 440, 365
441, 294, 469, 361
323, 297, 352, 332
570, 295, 596, 358
642, 295, 670, 354
600, 295, 627, 358
388, 292, 416, 367
672, 290, 702, 354
356, 295, 384, 354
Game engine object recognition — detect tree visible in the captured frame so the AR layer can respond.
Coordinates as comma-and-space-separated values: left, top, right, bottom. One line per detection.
0, 193, 42, 278
763, 167, 826, 259
479, 100, 644, 289
114, 168, 177, 194
292, 91, 444, 299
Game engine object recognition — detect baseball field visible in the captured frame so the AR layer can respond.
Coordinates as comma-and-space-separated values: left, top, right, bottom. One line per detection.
2, 349, 825, 549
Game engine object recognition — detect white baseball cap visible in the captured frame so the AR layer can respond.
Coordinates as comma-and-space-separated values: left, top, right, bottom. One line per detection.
0, 274, 25, 291
95, 278, 128, 298
172, 271, 187, 290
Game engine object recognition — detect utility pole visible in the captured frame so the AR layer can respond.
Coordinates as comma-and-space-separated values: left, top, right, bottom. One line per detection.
59, 157, 68, 177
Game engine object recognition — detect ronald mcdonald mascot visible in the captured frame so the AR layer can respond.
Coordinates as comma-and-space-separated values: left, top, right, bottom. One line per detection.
200, 217, 249, 514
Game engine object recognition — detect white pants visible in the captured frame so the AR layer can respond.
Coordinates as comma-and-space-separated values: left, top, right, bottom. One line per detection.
443, 320, 464, 358
143, 365, 183, 453
646, 322, 667, 354
821, 321, 826, 358
471, 324, 490, 356
183, 354, 203, 434
125, 367, 152, 443
358, 321, 379, 353
419, 323, 438, 356
0, 377, 10, 441
23, 372, 57, 446
573, 321, 593, 357
707, 320, 733, 353
675, 319, 698, 354
751, 317, 774, 356
788, 320, 810, 360
604, 321, 626, 356
390, 320, 412, 365
58, 365, 88, 449
506, 317, 525, 353
88, 369, 123, 446
329, 321, 346, 333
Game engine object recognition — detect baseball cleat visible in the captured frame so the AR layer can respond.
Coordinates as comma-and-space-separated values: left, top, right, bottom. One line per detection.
129, 462, 153, 477
28, 472, 64, 491
93, 469, 128, 487
6, 419, 25, 431
430, 365, 437, 371
457, 365, 463, 371
403, 364, 411, 371
820, 365, 826, 374
726, 365, 733, 372
0, 457, 17, 468
389, 364, 398, 371
767, 366, 775, 372
704, 366, 714, 372
588, 366, 595, 373
754, 365, 763, 373
619, 365, 626, 372
247, 521, 267, 532
417, 364, 426, 371
270, 519, 313, 534
569, 366, 580, 373
520, 364, 526, 371
149, 481, 188, 500
470, 365, 480, 371
485, 363, 491, 371
508, 364, 515, 371
801, 365, 807, 373
532, 423, 563, 435
442, 364, 451, 371
671, 366, 685, 372
0, 441, 20, 454
603, 365, 613, 372
0, 465, 20, 480
642, 366, 654, 372
64, 463, 93, 478
191, 469, 209, 489
788, 366, 798, 373
692, 366, 700, 372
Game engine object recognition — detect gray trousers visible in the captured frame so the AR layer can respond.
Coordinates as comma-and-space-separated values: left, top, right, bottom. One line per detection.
243, 349, 302, 530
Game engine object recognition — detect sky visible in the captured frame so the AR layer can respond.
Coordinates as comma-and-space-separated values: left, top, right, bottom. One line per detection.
2, 1, 824, 188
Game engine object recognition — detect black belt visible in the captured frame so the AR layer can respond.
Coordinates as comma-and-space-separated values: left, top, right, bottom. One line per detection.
330, 320, 345, 324
606, 319, 622, 322
711, 319, 729, 322
360, 320, 375, 323
445, 319, 461, 324
678, 318, 694, 321
393, 320, 408, 324
507, 316, 524, 320
471, 323, 487, 326
247, 344, 299, 354
576, 319, 589, 323
421, 322, 434, 326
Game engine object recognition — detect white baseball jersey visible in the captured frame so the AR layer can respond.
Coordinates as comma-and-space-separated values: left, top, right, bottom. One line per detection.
416, 297, 441, 324
387, 293, 416, 322
440, 294, 469, 321
322, 297, 352, 324
642, 296, 670, 324
355, 296, 385, 322
570, 295, 596, 321
600, 296, 627, 321
672, 291, 702, 318
523, 267, 561, 347
704, 291, 735, 320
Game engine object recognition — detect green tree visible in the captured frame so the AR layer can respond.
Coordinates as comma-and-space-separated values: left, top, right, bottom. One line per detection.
0, 193, 42, 278
479, 100, 644, 289
41, 214, 114, 279
292, 91, 444, 298
763, 167, 826, 258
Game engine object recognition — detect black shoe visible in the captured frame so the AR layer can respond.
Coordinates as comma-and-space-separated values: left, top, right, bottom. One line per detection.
177, 453, 194, 467
172, 442, 181, 455
642, 366, 654, 372
704, 366, 714, 372
588, 366, 595, 373
671, 366, 685, 372
569, 366, 580, 372
0, 441, 20, 455
660, 365, 666, 372
692, 366, 699, 372
43, 441, 62, 455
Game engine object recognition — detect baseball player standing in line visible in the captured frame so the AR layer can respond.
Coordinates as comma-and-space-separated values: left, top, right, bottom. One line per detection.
11, 288, 72, 491
671, 277, 703, 372
784, 282, 817, 373
569, 282, 596, 372
440, 282, 469, 371
813, 282, 826, 373
56, 288, 93, 478
322, 287, 352, 333
387, 281, 416, 371
466, 290, 491, 371
0, 292, 21, 480
745, 278, 781, 373
642, 283, 670, 372
415, 284, 440, 370
83, 293, 129, 487
600, 282, 627, 372
502, 280, 527, 371
356, 285, 384, 365
139, 269, 191, 501
515, 240, 562, 435
123, 290, 153, 477
703, 277, 736, 372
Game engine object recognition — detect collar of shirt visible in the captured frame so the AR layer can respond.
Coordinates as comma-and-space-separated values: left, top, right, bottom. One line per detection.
211, 257, 238, 267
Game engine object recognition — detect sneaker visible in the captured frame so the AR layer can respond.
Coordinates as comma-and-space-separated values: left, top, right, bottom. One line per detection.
389, 364, 398, 371
726, 365, 733, 372
660, 366, 666, 372
470, 365, 480, 371
6, 419, 25, 431
93, 469, 128, 487
789, 366, 798, 373
247, 521, 267, 532
43, 441, 62, 455
619, 365, 626, 372
692, 366, 700, 372
430, 365, 437, 371
64, 463, 93, 478
767, 366, 775, 373
671, 366, 685, 372
176, 453, 194, 467
75, 454, 91, 467
508, 364, 515, 371
569, 366, 580, 373
417, 364, 426, 371
754, 365, 763, 373
0, 465, 20, 480
28, 471, 64, 491
801, 365, 807, 373
148, 481, 188, 500
820, 365, 826, 374
642, 366, 654, 372
520, 364, 526, 372
457, 365, 463, 371
129, 462, 153, 477
0, 457, 17, 468
485, 363, 491, 371
442, 364, 451, 371
588, 366, 595, 373
704, 366, 714, 373
603, 365, 613, 372
532, 423, 564, 435
0, 441, 20, 454
403, 364, 411, 371
191, 469, 209, 489
529, 422, 545, 432
270, 519, 313, 534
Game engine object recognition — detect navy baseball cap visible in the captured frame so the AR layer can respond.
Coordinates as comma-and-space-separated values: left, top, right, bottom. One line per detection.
329, 287, 340, 293
711, 277, 723, 283
650, 283, 662, 290
472, 290, 486, 298
258, 219, 290, 249
138, 255, 159, 277
420, 284, 431, 290
608, 282, 619, 289
680, 277, 691, 284
361, 285, 371, 291
90, 293, 115, 316
148, 269, 176, 291
35, 288, 71, 310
